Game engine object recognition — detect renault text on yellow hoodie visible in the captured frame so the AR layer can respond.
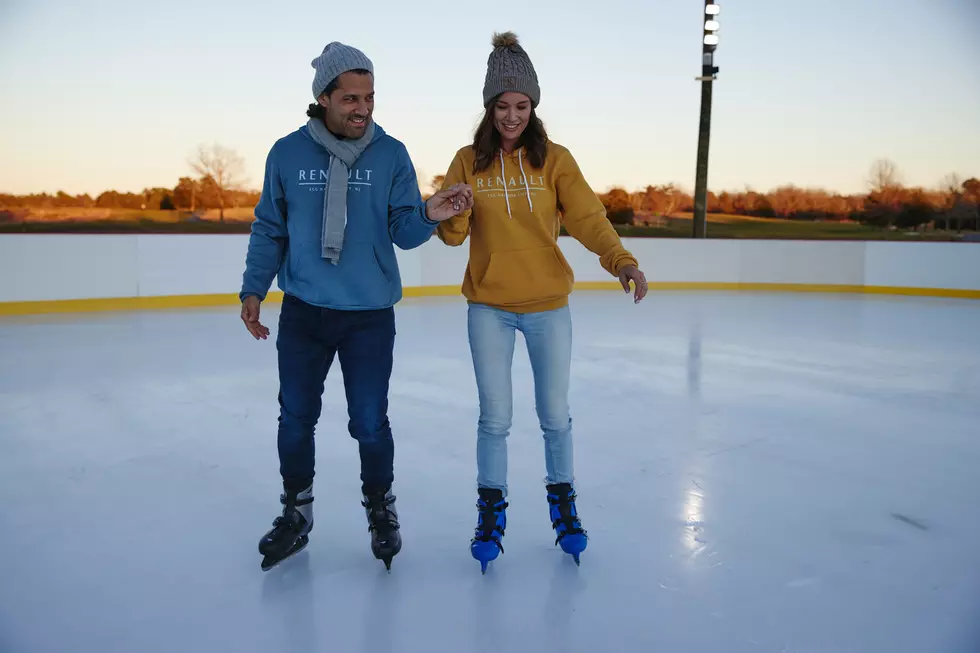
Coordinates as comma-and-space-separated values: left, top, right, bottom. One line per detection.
436, 141, 638, 313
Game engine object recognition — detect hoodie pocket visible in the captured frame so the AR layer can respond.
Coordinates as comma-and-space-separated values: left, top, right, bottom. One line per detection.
476, 246, 574, 305
372, 244, 392, 284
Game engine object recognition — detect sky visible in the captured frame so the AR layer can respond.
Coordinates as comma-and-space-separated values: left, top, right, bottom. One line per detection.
0, 0, 978, 198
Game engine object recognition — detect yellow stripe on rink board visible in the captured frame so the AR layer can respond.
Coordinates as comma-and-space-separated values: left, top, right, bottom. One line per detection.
402, 285, 461, 297
1, 283, 978, 316
0, 292, 281, 317
575, 281, 980, 299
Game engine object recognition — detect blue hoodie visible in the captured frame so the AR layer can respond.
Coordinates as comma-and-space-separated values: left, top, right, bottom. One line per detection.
240, 122, 437, 310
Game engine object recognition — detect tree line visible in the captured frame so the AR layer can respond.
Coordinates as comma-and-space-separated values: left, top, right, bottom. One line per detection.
428, 159, 978, 232
594, 160, 980, 232
0, 144, 258, 222
3, 149, 978, 232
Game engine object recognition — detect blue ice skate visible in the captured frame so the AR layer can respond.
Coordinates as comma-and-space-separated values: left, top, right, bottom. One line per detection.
471, 488, 507, 574
546, 483, 588, 565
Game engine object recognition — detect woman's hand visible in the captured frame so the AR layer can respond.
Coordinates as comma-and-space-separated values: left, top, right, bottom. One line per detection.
618, 265, 648, 303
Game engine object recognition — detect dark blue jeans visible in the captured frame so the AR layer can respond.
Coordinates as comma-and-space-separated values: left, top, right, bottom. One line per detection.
275, 293, 396, 494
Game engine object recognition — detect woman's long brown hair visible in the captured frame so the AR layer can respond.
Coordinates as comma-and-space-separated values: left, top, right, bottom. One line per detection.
471, 97, 549, 175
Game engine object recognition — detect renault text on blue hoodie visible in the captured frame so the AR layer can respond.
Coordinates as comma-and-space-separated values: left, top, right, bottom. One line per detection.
239, 122, 437, 310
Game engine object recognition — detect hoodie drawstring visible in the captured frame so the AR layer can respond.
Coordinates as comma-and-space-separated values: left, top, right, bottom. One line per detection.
518, 149, 534, 212
499, 148, 534, 219
499, 149, 513, 219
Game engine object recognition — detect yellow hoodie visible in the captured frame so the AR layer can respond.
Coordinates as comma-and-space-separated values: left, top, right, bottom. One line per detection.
436, 141, 638, 313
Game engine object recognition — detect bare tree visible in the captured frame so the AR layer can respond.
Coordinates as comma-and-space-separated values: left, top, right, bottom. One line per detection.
868, 158, 899, 193
660, 183, 685, 217
866, 159, 903, 229
941, 172, 962, 191
189, 143, 247, 222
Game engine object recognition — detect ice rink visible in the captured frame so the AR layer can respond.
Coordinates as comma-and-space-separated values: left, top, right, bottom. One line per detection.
2, 289, 979, 653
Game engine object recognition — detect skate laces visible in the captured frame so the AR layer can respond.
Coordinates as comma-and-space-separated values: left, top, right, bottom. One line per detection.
273, 491, 313, 532
474, 494, 508, 546
362, 491, 399, 533
547, 485, 585, 541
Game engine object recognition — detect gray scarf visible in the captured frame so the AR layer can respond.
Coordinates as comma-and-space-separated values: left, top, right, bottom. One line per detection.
306, 117, 376, 264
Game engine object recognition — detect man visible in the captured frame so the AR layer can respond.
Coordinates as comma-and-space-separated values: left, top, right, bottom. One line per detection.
239, 41, 473, 572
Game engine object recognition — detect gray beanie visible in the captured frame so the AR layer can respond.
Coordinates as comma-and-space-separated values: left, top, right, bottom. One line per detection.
483, 31, 540, 107
311, 42, 374, 99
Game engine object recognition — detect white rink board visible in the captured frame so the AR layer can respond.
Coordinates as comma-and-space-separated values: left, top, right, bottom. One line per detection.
0, 233, 978, 304
863, 242, 980, 290
0, 234, 139, 302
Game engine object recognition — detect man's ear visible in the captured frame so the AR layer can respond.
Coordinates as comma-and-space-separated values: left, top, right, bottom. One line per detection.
317, 93, 330, 108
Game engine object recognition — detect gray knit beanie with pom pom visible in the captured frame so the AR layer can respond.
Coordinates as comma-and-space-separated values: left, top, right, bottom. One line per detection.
483, 31, 540, 107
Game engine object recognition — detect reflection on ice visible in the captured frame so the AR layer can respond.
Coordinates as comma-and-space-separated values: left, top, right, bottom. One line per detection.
687, 314, 702, 398
683, 483, 707, 557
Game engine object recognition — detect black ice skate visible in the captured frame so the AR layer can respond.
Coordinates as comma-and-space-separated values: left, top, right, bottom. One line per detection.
258, 484, 313, 571
362, 486, 401, 572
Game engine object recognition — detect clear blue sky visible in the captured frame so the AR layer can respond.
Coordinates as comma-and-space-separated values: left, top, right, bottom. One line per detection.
1, 0, 978, 197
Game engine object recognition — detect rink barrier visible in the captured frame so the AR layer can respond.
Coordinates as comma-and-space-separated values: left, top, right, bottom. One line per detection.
1, 235, 978, 316
2, 282, 979, 317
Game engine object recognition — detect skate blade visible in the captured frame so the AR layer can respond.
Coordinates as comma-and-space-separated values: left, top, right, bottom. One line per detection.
260, 536, 309, 572
373, 541, 399, 573
373, 547, 397, 573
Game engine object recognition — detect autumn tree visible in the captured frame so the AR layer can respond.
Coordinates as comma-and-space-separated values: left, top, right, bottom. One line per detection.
141, 187, 175, 211
963, 178, 980, 230
95, 190, 143, 210
893, 188, 935, 230
768, 185, 808, 219
189, 143, 247, 222
172, 177, 200, 211
599, 187, 634, 224
640, 184, 686, 216
730, 188, 774, 217
936, 173, 980, 232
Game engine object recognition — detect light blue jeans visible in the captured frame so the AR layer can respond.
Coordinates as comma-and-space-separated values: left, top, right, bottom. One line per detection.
467, 302, 574, 496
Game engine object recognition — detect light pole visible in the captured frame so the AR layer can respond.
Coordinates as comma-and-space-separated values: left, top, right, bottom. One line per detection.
693, 2, 720, 238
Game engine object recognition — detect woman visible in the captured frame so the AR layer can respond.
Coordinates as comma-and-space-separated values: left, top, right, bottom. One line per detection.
437, 31, 648, 572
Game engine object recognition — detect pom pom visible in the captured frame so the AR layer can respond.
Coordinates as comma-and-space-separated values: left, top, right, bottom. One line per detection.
492, 31, 519, 49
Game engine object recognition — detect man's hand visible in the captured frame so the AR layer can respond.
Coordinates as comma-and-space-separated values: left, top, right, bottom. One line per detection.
618, 265, 648, 304
241, 295, 270, 340
425, 183, 474, 222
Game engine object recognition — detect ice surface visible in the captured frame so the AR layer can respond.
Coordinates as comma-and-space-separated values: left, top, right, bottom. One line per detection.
2, 290, 980, 653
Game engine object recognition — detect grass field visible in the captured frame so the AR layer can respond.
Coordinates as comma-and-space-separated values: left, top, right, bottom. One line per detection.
0, 207, 253, 234
0, 208, 965, 240
606, 214, 960, 240
595, 212, 960, 241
